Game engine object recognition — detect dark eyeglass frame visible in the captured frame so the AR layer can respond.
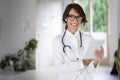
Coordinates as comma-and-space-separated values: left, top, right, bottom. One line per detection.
67, 14, 83, 22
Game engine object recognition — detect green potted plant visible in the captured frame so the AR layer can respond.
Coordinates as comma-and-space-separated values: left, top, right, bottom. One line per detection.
0, 38, 38, 72
115, 34, 120, 78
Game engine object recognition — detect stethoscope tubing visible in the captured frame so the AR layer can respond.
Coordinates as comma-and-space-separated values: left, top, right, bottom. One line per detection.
62, 30, 83, 53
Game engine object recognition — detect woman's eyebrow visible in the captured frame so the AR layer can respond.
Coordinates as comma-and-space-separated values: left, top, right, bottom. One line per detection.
68, 14, 80, 16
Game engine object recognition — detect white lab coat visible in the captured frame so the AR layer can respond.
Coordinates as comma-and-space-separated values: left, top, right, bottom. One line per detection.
52, 30, 99, 80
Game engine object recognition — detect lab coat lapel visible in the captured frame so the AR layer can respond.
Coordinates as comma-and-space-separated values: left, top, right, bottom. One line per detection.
64, 30, 80, 61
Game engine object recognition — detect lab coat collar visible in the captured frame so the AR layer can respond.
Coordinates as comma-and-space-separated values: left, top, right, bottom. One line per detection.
66, 30, 79, 38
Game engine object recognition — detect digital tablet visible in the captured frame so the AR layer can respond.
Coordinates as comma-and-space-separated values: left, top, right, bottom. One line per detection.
84, 39, 105, 59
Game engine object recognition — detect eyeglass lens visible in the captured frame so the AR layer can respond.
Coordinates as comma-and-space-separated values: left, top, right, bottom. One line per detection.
68, 15, 83, 22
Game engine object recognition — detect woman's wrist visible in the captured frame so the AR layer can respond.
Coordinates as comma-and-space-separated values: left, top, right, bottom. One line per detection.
93, 59, 100, 67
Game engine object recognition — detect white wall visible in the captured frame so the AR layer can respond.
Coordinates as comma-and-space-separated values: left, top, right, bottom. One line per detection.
0, 0, 37, 59
36, 0, 63, 68
109, 0, 118, 65
118, 0, 120, 36
0, 0, 9, 57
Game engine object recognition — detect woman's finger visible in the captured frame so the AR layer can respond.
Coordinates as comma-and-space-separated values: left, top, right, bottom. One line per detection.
101, 46, 104, 53
95, 50, 104, 58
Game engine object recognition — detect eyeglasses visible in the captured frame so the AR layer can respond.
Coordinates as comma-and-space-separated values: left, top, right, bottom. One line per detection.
67, 15, 83, 22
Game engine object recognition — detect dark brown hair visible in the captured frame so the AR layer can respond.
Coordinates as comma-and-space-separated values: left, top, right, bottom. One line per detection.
63, 3, 87, 29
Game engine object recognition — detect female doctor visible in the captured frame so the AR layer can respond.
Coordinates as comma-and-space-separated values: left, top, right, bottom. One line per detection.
52, 3, 104, 80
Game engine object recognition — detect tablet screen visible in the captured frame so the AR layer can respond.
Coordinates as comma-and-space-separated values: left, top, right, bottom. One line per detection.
84, 39, 105, 59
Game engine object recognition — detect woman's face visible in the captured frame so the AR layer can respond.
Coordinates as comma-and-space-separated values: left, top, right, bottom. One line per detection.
65, 8, 82, 34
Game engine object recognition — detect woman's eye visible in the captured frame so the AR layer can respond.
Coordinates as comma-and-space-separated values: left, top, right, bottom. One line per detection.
70, 16, 74, 18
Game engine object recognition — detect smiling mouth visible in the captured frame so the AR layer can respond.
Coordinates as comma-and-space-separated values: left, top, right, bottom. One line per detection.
71, 23, 78, 27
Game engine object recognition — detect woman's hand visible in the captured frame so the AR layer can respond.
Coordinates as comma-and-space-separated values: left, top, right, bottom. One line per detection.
83, 59, 93, 66
83, 47, 104, 67
95, 46, 104, 61
93, 46, 104, 67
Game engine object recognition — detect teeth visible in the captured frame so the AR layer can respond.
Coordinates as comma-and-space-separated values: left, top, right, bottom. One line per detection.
72, 24, 77, 26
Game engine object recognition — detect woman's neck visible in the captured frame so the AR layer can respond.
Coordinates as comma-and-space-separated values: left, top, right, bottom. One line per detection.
67, 29, 77, 34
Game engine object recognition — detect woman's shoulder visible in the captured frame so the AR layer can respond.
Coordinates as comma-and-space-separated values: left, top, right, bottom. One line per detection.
52, 34, 62, 43
53, 34, 62, 40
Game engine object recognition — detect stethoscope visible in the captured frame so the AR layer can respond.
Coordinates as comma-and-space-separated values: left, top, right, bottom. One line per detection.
62, 30, 83, 53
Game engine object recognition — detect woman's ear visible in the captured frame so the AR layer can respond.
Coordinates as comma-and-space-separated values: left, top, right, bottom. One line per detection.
65, 18, 68, 22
